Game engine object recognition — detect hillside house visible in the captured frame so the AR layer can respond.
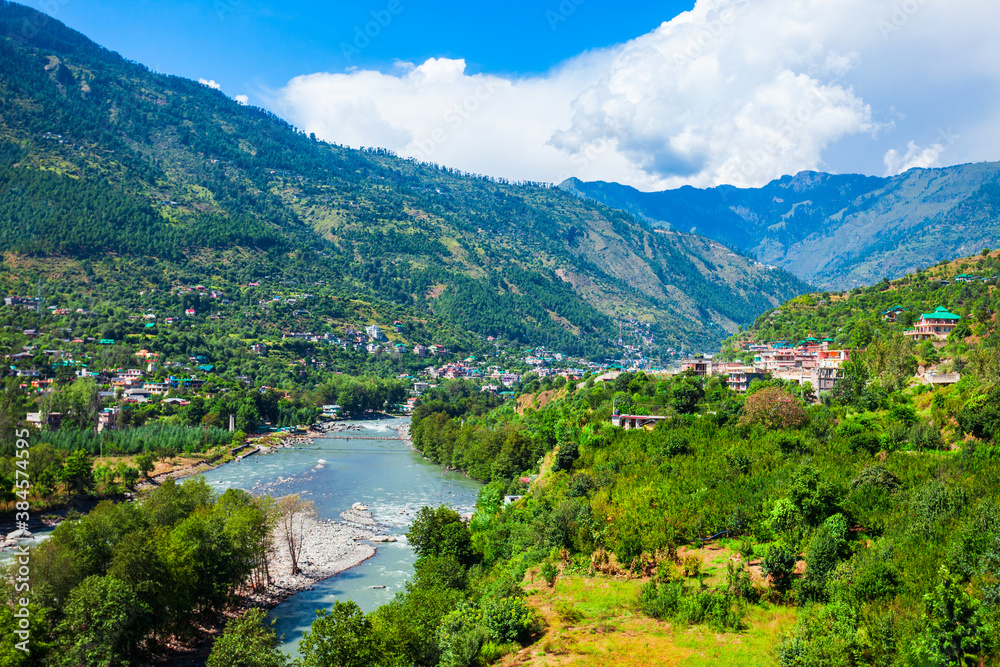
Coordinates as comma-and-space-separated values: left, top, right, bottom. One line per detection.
904, 306, 961, 341
881, 305, 908, 323
727, 370, 766, 393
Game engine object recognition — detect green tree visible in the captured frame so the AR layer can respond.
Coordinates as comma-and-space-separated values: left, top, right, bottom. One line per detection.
207, 608, 288, 667
60, 449, 94, 496
135, 452, 155, 478
56, 575, 153, 667
298, 601, 378, 667
407, 506, 476, 567
916, 567, 994, 666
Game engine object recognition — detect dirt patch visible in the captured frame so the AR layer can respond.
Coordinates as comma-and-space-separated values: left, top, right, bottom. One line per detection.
516, 388, 565, 414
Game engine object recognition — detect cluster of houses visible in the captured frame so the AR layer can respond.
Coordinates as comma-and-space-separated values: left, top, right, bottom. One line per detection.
682, 338, 856, 396
274, 325, 450, 359
684, 304, 965, 397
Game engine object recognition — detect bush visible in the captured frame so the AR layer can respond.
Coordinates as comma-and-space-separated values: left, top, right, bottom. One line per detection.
639, 581, 744, 631
761, 543, 797, 593
910, 421, 944, 451
483, 597, 538, 644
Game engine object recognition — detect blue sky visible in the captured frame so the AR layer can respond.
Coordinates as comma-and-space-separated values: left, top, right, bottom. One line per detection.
42, 0, 691, 98
33, 0, 1000, 190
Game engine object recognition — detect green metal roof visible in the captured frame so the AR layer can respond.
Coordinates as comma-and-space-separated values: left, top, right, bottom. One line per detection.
920, 306, 961, 321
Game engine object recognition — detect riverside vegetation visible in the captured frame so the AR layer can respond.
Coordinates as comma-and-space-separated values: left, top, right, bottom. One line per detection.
197, 257, 1000, 666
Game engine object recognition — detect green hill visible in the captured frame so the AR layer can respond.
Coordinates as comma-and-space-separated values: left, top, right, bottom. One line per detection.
0, 1, 810, 358
725, 249, 1000, 351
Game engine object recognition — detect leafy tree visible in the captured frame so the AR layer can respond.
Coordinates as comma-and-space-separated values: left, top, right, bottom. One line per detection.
207, 608, 288, 667
135, 452, 155, 478
407, 506, 476, 567
761, 543, 797, 593
56, 575, 153, 667
60, 449, 94, 496
916, 567, 994, 666
298, 601, 378, 667
739, 388, 808, 430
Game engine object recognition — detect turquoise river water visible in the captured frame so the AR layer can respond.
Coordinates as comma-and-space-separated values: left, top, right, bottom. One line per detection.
200, 417, 481, 655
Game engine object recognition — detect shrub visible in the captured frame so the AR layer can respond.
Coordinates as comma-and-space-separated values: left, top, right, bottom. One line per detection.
851, 465, 901, 493
761, 543, 797, 593
483, 597, 539, 644
910, 421, 944, 451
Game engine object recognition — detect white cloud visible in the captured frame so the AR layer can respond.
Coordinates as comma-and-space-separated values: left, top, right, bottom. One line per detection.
275, 0, 1000, 190
235, 94, 249, 105
199, 78, 222, 90
883, 141, 946, 176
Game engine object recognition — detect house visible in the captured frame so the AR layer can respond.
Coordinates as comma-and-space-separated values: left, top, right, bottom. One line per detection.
250, 343, 268, 355
727, 370, 766, 393
4, 297, 41, 310
365, 324, 383, 340
97, 407, 118, 432
954, 274, 980, 283
26, 412, 62, 430
881, 305, 908, 323
366, 343, 383, 355
904, 306, 961, 341
185, 309, 196, 316
680, 356, 714, 376
124, 388, 153, 403
413, 344, 428, 358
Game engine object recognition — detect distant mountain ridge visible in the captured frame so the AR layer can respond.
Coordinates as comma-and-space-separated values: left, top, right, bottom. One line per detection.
0, 1, 811, 357
560, 162, 1000, 290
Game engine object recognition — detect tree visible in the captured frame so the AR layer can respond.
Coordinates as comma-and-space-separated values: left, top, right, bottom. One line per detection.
276, 494, 314, 575
407, 506, 476, 567
738, 388, 808, 430
207, 608, 288, 667
60, 449, 94, 496
56, 575, 153, 667
298, 601, 378, 667
135, 452, 155, 478
916, 567, 994, 666
761, 543, 797, 593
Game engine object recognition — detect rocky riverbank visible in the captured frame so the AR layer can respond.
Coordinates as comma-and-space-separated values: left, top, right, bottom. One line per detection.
250, 511, 383, 606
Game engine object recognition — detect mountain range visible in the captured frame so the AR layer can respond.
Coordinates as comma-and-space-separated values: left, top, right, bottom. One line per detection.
0, 1, 810, 358
561, 162, 1000, 291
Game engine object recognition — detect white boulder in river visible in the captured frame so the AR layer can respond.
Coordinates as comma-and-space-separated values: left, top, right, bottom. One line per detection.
351, 502, 369, 511
6, 528, 33, 540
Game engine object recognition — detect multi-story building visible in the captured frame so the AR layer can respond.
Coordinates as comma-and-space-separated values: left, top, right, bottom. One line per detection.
904, 306, 961, 341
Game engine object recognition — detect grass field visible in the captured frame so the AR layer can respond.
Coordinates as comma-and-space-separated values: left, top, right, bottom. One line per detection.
502, 572, 795, 667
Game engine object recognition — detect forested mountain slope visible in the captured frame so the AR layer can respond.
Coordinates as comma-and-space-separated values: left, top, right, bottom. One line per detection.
561, 162, 1000, 291
0, 1, 810, 356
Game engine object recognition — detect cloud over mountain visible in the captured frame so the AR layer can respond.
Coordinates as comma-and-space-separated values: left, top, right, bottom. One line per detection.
276, 0, 1000, 190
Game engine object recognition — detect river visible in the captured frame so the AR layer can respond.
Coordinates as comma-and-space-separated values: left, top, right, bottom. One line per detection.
200, 417, 481, 655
